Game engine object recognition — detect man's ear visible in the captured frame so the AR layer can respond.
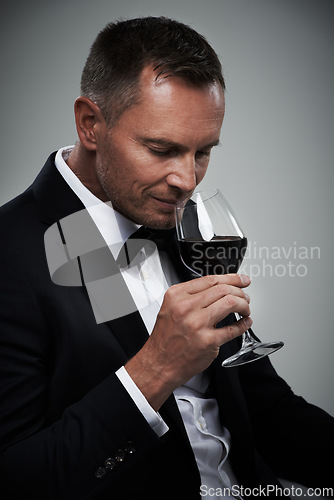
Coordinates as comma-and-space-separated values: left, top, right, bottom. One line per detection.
74, 96, 105, 151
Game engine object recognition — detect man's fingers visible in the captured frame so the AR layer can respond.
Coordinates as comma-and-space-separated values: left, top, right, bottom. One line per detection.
215, 315, 253, 345
166, 273, 252, 326
207, 293, 251, 326
194, 283, 250, 309
185, 274, 251, 295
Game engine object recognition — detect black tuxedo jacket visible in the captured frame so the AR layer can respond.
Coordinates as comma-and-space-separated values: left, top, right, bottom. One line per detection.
0, 153, 333, 499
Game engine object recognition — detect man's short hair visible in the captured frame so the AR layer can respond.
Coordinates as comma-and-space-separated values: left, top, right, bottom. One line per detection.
80, 16, 225, 127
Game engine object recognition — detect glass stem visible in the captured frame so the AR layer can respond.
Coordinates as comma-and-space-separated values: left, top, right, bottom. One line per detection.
236, 313, 257, 346
242, 329, 256, 347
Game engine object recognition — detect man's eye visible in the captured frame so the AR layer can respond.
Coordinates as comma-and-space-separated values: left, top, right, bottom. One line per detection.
149, 148, 172, 157
196, 150, 211, 158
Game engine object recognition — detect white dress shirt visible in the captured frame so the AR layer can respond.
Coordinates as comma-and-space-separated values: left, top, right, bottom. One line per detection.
55, 145, 239, 495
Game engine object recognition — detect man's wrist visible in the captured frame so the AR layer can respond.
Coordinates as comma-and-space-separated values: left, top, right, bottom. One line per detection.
116, 366, 169, 437
124, 348, 178, 412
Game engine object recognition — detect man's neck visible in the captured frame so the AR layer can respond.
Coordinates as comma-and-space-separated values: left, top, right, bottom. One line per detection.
67, 143, 109, 202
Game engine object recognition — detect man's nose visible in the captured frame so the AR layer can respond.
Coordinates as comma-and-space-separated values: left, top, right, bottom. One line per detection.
165, 156, 197, 193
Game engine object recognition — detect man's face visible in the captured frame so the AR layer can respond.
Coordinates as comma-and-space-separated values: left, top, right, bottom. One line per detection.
95, 66, 225, 229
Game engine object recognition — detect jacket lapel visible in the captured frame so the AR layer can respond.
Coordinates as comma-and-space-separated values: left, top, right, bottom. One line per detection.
213, 342, 255, 440
106, 311, 149, 360
33, 153, 147, 353
210, 317, 256, 443
33, 152, 85, 225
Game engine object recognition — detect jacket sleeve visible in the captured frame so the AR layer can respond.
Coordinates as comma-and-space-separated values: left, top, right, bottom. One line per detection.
0, 230, 163, 500
238, 352, 334, 489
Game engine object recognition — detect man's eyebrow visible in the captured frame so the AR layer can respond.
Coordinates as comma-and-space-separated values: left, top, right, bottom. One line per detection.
140, 137, 221, 149
202, 139, 221, 149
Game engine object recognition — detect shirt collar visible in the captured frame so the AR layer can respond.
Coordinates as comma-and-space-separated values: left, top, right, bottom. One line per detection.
55, 146, 139, 258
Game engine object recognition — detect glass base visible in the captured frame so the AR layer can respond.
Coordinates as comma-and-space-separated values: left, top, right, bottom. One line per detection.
222, 340, 284, 368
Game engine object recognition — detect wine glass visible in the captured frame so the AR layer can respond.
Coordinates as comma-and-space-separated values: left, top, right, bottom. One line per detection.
175, 188, 284, 367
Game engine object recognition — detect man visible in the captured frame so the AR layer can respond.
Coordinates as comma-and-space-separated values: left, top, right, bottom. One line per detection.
0, 17, 333, 500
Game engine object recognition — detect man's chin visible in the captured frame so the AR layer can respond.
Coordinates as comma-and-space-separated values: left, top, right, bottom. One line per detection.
144, 219, 176, 230
110, 195, 176, 228
139, 213, 176, 230
113, 206, 175, 230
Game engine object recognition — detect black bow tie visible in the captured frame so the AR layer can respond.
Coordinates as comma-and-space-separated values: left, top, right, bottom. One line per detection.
116, 226, 174, 267
131, 226, 175, 250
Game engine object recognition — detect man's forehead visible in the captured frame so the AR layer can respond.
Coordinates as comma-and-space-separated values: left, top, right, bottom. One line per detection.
139, 64, 225, 104
112, 65, 225, 142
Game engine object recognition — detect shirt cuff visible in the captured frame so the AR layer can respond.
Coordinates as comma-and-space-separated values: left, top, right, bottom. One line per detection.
115, 366, 169, 437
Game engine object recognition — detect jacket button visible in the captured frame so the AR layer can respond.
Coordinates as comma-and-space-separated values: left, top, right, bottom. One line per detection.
104, 457, 117, 470
114, 449, 126, 462
95, 467, 107, 479
125, 441, 136, 455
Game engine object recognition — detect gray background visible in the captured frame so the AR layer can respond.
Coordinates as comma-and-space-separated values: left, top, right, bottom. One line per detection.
1, 0, 333, 416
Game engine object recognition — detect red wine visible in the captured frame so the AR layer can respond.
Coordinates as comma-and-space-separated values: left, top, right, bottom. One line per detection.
179, 236, 247, 276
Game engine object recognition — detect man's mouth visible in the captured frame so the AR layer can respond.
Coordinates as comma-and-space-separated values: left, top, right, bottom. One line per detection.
152, 196, 180, 209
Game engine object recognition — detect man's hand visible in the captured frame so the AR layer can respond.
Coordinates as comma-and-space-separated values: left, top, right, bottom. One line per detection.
125, 274, 252, 411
